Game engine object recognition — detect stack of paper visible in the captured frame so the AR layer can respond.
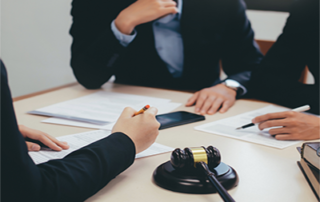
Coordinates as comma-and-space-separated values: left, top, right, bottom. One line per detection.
29, 130, 174, 164
28, 91, 181, 129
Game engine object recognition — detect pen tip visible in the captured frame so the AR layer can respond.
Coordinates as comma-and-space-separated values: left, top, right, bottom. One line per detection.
236, 127, 242, 130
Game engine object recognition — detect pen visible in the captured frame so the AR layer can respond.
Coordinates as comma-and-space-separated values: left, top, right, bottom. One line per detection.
134, 105, 150, 116
236, 105, 311, 130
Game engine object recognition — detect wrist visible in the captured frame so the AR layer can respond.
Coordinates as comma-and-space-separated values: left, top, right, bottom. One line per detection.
221, 79, 243, 95
115, 12, 136, 35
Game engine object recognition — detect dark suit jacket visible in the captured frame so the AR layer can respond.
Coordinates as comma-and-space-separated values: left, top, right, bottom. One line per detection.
70, 0, 263, 91
1, 61, 136, 202
248, 0, 319, 115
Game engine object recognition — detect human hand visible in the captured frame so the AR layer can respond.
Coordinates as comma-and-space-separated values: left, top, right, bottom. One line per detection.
185, 84, 236, 115
19, 125, 69, 151
112, 107, 160, 153
252, 111, 320, 140
115, 0, 178, 35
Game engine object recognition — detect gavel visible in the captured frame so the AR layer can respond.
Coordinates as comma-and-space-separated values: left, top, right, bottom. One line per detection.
171, 146, 236, 202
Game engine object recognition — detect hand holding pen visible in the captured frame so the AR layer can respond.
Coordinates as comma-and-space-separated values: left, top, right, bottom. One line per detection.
237, 105, 320, 140
112, 105, 161, 153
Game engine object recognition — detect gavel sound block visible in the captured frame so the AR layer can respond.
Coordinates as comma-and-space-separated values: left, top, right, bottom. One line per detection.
153, 146, 239, 194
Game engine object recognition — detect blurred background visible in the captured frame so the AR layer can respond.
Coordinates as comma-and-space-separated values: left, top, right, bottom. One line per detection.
246, 0, 294, 11
1, 0, 294, 98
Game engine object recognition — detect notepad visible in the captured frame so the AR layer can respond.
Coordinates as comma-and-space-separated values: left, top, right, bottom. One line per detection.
29, 91, 171, 125
195, 105, 302, 149
29, 130, 173, 164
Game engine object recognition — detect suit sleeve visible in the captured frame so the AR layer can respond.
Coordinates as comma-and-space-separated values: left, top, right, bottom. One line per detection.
248, 0, 319, 115
220, 0, 263, 90
69, 1, 132, 89
1, 62, 136, 202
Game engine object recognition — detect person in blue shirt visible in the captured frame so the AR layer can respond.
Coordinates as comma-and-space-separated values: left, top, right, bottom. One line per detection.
70, 0, 263, 115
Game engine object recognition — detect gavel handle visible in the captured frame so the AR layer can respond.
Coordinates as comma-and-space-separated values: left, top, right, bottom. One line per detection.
198, 162, 236, 202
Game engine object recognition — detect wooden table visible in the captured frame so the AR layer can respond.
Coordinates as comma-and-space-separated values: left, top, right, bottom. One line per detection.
13, 83, 316, 202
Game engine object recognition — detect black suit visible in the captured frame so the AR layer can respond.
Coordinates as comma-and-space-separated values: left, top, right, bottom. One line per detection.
1, 61, 136, 202
248, 0, 319, 115
70, 0, 263, 91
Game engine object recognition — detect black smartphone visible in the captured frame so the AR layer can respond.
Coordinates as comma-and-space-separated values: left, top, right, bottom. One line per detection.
156, 111, 205, 130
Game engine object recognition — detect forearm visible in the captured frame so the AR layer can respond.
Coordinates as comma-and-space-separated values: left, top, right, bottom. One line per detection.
69, 2, 128, 89
70, 26, 127, 89
250, 75, 319, 115
36, 132, 135, 202
221, 0, 263, 83
2, 63, 136, 202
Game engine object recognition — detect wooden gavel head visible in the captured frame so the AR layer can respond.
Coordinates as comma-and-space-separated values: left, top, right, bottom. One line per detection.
170, 146, 221, 170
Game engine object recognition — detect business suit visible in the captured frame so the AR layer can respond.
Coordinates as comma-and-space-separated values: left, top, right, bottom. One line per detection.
248, 0, 319, 115
70, 0, 263, 91
1, 61, 135, 202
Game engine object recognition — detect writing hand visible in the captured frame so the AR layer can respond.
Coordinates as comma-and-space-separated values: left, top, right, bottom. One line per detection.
186, 84, 236, 115
115, 0, 178, 35
252, 111, 320, 140
112, 107, 160, 154
19, 125, 69, 151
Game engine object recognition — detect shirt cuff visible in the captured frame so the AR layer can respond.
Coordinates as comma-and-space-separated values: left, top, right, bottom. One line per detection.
238, 84, 247, 96
222, 79, 247, 96
111, 20, 137, 47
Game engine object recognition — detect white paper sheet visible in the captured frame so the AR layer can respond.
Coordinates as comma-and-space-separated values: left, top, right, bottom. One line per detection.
29, 91, 171, 124
29, 130, 173, 165
41, 102, 182, 130
195, 105, 302, 149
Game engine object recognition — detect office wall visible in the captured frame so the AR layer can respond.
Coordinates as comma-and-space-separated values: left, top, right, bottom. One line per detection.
1, 0, 76, 98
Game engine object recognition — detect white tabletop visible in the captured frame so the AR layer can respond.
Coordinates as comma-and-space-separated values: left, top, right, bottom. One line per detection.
13, 83, 317, 202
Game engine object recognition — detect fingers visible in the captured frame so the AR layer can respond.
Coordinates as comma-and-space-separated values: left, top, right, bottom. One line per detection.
37, 135, 63, 151
208, 98, 223, 115
20, 125, 69, 151
274, 134, 296, 140
162, 6, 178, 14
219, 100, 232, 113
252, 111, 295, 124
43, 135, 69, 150
161, 0, 177, 7
200, 96, 216, 115
195, 94, 207, 113
145, 107, 158, 116
258, 119, 287, 130
186, 92, 199, 106
120, 107, 137, 118
268, 127, 289, 136
26, 142, 41, 151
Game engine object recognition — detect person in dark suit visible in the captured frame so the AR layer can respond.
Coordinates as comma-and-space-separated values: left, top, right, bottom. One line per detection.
69, 0, 263, 115
248, 0, 319, 140
1, 60, 160, 202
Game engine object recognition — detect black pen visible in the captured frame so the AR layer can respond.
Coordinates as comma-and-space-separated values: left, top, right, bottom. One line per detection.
236, 105, 310, 130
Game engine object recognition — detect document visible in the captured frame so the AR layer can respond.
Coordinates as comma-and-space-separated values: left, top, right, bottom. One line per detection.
29, 91, 171, 125
29, 130, 174, 165
41, 102, 182, 129
194, 105, 302, 149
